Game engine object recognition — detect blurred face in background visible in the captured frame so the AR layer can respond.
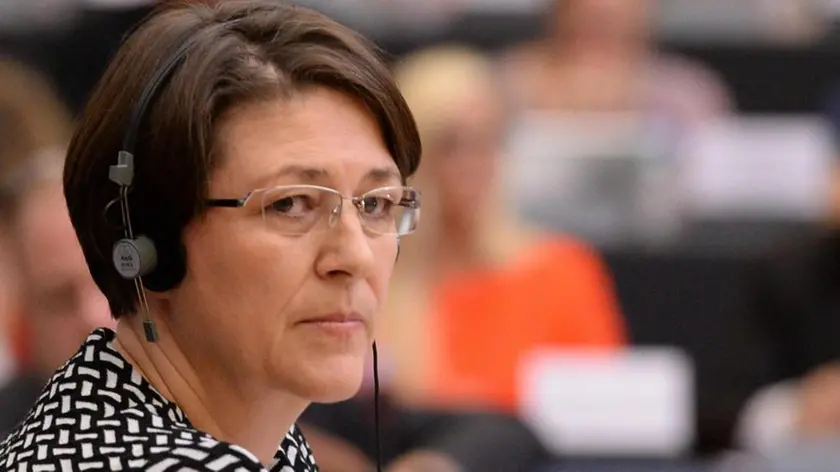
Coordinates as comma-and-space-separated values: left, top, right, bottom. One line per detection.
423, 77, 506, 230
553, 0, 653, 51
14, 182, 112, 373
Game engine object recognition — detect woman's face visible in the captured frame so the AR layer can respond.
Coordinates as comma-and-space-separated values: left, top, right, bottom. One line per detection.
168, 87, 400, 403
425, 80, 505, 226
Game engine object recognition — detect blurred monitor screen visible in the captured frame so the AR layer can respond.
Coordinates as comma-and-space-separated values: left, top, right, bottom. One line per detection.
505, 111, 661, 246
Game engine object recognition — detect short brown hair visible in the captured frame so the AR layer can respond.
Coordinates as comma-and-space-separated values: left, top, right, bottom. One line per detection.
64, 0, 421, 317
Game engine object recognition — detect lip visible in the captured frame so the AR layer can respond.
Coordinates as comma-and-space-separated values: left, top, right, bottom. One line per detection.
299, 312, 365, 324
297, 312, 366, 337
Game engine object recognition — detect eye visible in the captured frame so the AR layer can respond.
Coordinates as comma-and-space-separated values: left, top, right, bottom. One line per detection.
360, 196, 394, 218
266, 194, 317, 216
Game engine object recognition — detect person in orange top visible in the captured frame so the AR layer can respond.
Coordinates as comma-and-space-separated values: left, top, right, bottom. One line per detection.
383, 45, 627, 412
429, 237, 625, 411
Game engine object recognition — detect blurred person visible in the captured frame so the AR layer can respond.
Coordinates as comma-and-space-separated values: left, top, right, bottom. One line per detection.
0, 57, 80, 399
383, 45, 626, 412
1, 1, 425, 470
503, 0, 731, 123
733, 92, 840, 454
0, 150, 114, 435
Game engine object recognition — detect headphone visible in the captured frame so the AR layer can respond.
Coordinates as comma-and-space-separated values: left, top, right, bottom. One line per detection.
108, 24, 240, 342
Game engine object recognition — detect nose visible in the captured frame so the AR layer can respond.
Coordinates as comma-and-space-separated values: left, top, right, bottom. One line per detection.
315, 199, 375, 282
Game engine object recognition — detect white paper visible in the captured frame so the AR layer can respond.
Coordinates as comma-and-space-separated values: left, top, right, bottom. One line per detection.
518, 347, 695, 457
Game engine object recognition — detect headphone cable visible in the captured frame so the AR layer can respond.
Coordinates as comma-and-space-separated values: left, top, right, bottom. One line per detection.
372, 341, 382, 472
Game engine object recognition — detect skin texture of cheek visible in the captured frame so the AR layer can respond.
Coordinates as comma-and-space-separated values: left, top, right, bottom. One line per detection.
173, 225, 305, 390
175, 222, 393, 403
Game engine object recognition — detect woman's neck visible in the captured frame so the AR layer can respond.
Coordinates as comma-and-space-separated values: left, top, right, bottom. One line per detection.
423, 210, 533, 280
548, 31, 650, 62
113, 315, 306, 465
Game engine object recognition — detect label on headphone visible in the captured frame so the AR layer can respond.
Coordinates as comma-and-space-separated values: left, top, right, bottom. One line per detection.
113, 240, 143, 279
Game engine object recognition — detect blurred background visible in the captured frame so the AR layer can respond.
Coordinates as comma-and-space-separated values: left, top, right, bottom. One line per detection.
2, 0, 840, 471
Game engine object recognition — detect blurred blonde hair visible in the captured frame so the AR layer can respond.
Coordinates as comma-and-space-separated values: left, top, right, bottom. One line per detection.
396, 45, 497, 148
392, 44, 534, 275
382, 45, 540, 401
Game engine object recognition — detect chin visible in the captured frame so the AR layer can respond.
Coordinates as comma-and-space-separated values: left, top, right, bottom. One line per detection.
283, 352, 367, 403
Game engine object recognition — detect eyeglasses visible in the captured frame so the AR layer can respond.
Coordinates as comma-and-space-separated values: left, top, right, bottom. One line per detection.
206, 185, 421, 236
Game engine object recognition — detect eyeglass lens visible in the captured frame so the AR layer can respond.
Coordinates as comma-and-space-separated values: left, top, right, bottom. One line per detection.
258, 186, 419, 236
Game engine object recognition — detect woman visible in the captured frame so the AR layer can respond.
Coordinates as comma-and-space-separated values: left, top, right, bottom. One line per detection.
0, 1, 421, 471
0, 149, 115, 436
503, 0, 730, 122
0, 57, 77, 391
381, 45, 626, 412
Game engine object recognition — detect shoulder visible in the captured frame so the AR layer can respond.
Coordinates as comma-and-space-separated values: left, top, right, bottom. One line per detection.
0, 422, 319, 471
0, 329, 318, 471
0, 417, 267, 471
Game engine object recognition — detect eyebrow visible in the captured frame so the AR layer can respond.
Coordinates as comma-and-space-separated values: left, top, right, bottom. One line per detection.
267, 164, 328, 183
365, 167, 403, 185
257, 164, 402, 188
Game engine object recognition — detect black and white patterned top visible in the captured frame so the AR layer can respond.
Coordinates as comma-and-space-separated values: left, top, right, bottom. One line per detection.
0, 329, 318, 471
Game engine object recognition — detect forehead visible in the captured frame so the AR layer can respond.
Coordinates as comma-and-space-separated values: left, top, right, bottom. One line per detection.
211, 87, 398, 193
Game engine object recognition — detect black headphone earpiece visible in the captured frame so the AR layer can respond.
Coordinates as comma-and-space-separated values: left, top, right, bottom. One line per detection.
140, 234, 187, 292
